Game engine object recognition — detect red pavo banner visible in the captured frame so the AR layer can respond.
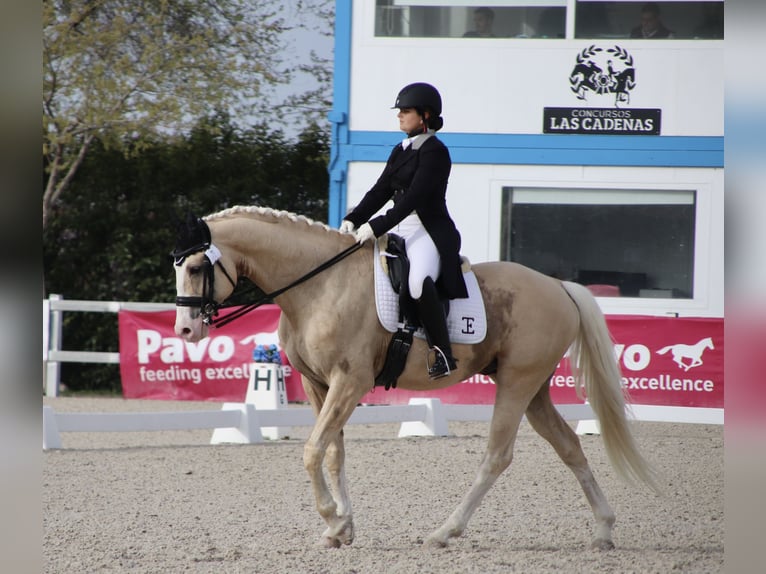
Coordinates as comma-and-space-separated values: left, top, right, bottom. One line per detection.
119, 307, 722, 408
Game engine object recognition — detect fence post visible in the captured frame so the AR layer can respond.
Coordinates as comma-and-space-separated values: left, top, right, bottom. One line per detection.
45, 294, 63, 397
43, 406, 62, 450
398, 398, 449, 437
575, 400, 601, 435
210, 403, 265, 444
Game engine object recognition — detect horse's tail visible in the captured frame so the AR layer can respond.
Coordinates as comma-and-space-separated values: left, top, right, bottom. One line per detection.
656, 345, 673, 355
562, 281, 660, 492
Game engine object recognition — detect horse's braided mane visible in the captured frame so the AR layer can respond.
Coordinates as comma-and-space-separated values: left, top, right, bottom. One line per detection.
203, 205, 339, 234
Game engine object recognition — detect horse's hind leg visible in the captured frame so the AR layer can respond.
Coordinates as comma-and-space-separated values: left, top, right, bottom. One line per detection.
425, 374, 533, 548
525, 382, 616, 550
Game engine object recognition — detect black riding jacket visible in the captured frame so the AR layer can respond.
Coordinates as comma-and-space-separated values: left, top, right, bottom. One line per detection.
344, 135, 468, 299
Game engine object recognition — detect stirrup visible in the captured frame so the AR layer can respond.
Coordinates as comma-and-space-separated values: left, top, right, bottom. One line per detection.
427, 346, 456, 380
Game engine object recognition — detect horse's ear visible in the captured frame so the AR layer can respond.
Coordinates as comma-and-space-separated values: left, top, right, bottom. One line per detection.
167, 209, 188, 237
172, 210, 201, 241
171, 210, 211, 263
166, 208, 198, 229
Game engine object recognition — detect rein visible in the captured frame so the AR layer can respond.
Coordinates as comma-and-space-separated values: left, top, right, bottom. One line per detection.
179, 241, 364, 328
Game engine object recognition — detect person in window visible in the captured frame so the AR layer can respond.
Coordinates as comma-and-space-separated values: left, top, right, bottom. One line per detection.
339, 83, 468, 380
463, 7, 496, 38
630, 2, 674, 39
692, 2, 724, 39
537, 7, 565, 38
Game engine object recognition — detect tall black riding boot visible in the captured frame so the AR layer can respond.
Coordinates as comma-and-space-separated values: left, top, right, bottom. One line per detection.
417, 277, 457, 380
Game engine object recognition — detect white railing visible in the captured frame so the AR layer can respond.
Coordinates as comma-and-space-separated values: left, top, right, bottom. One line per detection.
42, 399, 600, 450
41, 398, 723, 450
43, 294, 175, 397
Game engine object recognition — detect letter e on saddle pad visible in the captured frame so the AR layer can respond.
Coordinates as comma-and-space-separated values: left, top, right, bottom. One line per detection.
373, 237, 487, 344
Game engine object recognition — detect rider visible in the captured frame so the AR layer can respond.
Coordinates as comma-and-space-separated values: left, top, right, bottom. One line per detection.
340, 82, 468, 379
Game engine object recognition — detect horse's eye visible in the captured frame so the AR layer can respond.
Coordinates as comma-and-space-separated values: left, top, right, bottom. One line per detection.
189, 266, 202, 276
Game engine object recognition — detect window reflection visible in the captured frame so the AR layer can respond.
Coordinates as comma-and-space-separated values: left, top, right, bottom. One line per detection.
373, 1, 724, 40
501, 188, 696, 299
575, 1, 724, 40
374, 2, 566, 39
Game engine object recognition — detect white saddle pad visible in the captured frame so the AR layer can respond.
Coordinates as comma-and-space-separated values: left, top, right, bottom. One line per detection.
373, 239, 487, 344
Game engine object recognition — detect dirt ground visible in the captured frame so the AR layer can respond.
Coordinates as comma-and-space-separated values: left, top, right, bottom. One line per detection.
43, 397, 723, 573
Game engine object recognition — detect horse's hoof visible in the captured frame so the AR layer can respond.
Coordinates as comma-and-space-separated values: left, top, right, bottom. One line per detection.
319, 519, 354, 548
423, 535, 449, 549
591, 538, 615, 551
334, 519, 354, 546
320, 536, 342, 549
338, 531, 354, 546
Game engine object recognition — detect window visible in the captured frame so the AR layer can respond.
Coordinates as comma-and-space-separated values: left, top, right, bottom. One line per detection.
373, 1, 724, 40
575, 1, 724, 40
375, 1, 566, 39
501, 188, 696, 298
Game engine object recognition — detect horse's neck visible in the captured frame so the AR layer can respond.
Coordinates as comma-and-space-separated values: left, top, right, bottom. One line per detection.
220, 217, 354, 311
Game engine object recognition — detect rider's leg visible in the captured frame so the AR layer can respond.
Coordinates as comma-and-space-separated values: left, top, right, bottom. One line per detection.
406, 228, 455, 379
417, 276, 456, 379
405, 226, 440, 300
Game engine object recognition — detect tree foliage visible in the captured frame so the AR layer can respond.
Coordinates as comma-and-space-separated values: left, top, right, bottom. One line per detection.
43, 0, 334, 229
43, 0, 335, 392
43, 117, 329, 392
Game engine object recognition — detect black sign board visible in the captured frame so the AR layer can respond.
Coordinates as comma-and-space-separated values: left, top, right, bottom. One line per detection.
543, 107, 661, 135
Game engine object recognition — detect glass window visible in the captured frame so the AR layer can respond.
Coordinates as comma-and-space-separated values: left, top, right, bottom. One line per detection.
500, 188, 696, 298
575, 1, 724, 40
375, 2, 567, 39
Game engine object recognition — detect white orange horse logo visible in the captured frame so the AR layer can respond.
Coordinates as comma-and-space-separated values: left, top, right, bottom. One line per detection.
656, 337, 714, 371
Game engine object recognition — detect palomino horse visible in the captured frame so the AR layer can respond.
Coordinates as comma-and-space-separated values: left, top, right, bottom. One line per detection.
172, 206, 657, 550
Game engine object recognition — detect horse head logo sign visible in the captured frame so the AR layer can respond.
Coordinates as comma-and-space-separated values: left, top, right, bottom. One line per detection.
570, 45, 636, 107
544, 44, 658, 135
656, 337, 715, 372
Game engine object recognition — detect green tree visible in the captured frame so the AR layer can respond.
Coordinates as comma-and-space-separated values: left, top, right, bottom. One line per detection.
43, 0, 333, 230
43, 118, 329, 392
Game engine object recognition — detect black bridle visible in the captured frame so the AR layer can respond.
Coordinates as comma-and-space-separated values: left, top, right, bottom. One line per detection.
174, 246, 239, 326
173, 217, 363, 328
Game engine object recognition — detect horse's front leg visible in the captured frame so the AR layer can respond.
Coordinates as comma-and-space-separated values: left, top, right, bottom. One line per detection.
301, 375, 353, 539
325, 432, 352, 534
303, 381, 367, 548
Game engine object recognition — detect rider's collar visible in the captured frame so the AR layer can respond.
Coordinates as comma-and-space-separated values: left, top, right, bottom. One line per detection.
401, 131, 434, 151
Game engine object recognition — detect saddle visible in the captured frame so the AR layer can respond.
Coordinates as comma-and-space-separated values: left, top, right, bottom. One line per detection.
372, 235, 487, 390
374, 234, 447, 390
374, 234, 416, 390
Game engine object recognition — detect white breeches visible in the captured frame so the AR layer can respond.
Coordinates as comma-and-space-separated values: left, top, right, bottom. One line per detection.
395, 213, 441, 299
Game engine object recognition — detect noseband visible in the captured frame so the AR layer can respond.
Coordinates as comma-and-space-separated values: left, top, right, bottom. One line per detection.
174, 246, 238, 325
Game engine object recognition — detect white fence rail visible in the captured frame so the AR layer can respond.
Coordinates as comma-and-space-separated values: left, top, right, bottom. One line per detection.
43, 294, 175, 397
42, 399, 600, 450
42, 398, 722, 451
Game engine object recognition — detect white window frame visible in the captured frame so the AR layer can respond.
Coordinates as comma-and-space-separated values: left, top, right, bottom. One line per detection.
487, 179, 720, 317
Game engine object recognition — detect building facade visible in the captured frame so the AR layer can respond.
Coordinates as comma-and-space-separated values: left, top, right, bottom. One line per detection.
328, 1, 724, 319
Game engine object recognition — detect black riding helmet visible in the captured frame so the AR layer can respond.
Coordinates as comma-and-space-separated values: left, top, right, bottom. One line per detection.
392, 82, 442, 116
392, 82, 443, 131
